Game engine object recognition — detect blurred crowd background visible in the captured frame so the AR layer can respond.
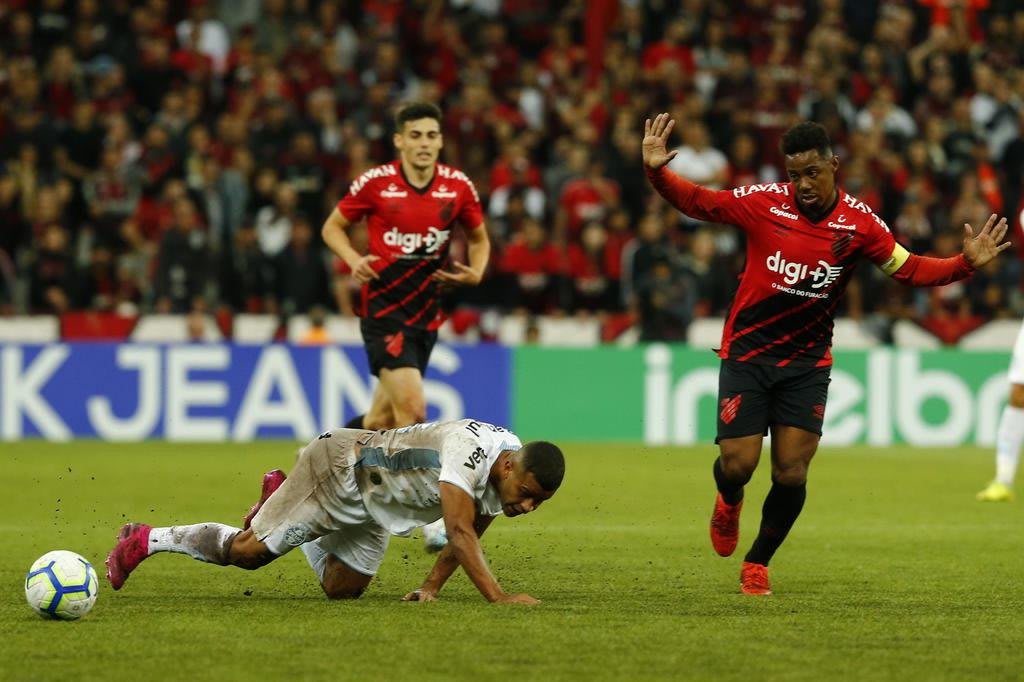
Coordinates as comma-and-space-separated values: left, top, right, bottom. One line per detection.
1, 0, 1023, 343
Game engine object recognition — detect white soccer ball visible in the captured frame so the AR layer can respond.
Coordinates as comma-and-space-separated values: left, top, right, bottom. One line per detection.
25, 550, 99, 620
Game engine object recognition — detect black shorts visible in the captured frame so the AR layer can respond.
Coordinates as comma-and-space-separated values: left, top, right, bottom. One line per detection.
360, 317, 437, 377
715, 359, 831, 443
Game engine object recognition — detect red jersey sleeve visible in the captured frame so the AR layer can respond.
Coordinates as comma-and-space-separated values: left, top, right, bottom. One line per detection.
336, 174, 376, 223
458, 179, 485, 229
645, 165, 759, 228
859, 213, 899, 267
860, 212, 975, 284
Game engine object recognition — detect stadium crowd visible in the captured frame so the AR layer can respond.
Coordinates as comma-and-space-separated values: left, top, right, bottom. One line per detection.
0, 0, 1023, 343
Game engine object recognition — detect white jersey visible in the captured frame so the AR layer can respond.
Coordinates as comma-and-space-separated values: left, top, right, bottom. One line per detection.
349, 420, 522, 536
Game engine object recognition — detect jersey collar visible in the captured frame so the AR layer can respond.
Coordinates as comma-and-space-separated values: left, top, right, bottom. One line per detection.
398, 162, 437, 196
795, 187, 840, 224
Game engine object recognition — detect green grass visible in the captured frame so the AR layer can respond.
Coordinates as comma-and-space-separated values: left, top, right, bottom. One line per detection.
2, 441, 1023, 681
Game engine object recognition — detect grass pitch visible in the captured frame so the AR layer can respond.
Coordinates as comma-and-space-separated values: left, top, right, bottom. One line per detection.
2, 441, 1023, 681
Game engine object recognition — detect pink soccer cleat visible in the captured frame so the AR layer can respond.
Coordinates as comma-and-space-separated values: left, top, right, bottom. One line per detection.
242, 469, 287, 530
105, 522, 152, 591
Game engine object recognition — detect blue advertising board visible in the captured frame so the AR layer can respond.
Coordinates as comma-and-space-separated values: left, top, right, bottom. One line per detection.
0, 343, 510, 440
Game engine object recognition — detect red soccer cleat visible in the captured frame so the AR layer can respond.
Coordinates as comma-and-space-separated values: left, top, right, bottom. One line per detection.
709, 493, 742, 557
105, 522, 152, 591
740, 561, 772, 595
242, 469, 287, 530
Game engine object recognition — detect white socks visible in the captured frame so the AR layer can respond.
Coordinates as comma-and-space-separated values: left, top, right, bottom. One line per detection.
995, 405, 1024, 486
148, 524, 240, 565
301, 538, 328, 582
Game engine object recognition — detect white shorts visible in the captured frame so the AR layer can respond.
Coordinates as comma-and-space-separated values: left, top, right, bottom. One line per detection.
1009, 324, 1024, 385
250, 431, 390, 576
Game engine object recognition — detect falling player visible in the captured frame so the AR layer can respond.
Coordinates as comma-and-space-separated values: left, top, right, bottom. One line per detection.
643, 113, 1010, 595
105, 420, 564, 604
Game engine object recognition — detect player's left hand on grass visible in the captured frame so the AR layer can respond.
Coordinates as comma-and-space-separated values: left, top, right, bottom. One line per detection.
962, 213, 1011, 268
432, 262, 482, 287
401, 588, 438, 602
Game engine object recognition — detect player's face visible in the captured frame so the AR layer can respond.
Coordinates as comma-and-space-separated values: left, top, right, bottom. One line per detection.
498, 468, 553, 518
784, 150, 839, 214
395, 118, 443, 172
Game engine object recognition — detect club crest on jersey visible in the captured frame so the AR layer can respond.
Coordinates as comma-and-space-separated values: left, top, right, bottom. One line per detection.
380, 183, 408, 198
766, 250, 843, 290
383, 226, 451, 254
431, 184, 458, 199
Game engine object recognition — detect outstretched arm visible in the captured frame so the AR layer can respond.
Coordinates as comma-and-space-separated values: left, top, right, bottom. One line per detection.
402, 483, 538, 604
403, 507, 493, 601
884, 214, 1010, 286
643, 113, 730, 223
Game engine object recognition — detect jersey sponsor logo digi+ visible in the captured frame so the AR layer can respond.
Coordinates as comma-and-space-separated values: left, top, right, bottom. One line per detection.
766, 250, 843, 290
380, 183, 408, 198
383, 226, 451, 254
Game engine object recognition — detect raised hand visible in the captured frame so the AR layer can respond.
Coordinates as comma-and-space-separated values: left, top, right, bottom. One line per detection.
642, 113, 679, 170
962, 213, 1011, 268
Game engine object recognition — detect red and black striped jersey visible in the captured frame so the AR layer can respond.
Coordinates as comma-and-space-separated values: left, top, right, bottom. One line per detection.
337, 161, 484, 330
663, 180, 898, 367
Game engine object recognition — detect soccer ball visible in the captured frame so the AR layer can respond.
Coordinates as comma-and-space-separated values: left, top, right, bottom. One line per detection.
25, 550, 99, 620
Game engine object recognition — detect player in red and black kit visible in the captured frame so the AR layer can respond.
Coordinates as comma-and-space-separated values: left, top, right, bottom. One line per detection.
319, 101, 489, 552
643, 113, 1010, 595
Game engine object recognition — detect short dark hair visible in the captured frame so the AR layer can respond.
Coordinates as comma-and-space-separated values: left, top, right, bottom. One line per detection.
394, 101, 442, 130
521, 441, 565, 492
781, 121, 832, 158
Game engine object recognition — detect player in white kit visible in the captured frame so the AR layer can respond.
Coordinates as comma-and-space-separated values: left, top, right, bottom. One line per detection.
105, 420, 564, 604
977, 324, 1024, 502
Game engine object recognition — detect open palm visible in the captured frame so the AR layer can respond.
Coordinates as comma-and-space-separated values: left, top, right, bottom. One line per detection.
642, 113, 678, 170
962, 213, 1011, 268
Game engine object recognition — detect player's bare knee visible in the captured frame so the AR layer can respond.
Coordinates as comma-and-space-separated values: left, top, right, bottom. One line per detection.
719, 449, 757, 481
321, 556, 372, 599
773, 465, 808, 486
321, 582, 365, 600
320, 573, 368, 600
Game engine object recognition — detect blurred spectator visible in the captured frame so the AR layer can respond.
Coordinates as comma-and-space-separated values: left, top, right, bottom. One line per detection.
154, 198, 209, 313
498, 217, 563, 314
566, 222, 615, 313
635, 256, 698, 342
681, 229, 735, 318
278, 216, 330, 315
667, 120, 729, 189
82, 146, 141, 245
29, 223, 77, 313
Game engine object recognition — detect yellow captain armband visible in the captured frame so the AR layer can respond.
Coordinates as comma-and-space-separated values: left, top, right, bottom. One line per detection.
878, 243, 910, 276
